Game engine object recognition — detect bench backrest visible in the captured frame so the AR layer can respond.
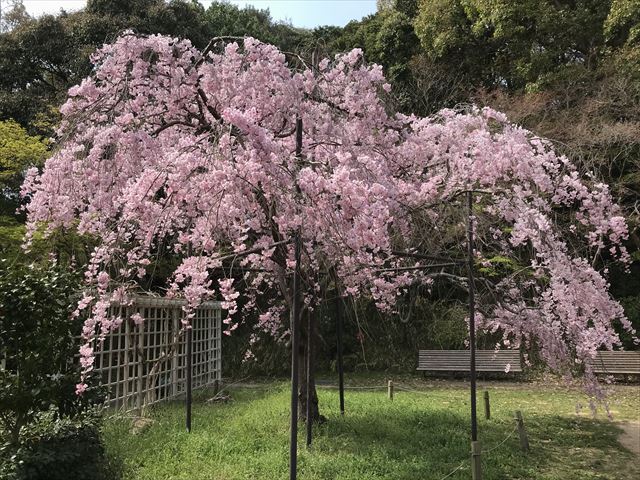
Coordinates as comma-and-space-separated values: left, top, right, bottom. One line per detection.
417, 350, 522, 373
592, 351, 640, 374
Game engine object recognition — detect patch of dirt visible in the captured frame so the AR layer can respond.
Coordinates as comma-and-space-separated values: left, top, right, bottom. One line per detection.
617, 421, 640, 457
130, 416, 155, 435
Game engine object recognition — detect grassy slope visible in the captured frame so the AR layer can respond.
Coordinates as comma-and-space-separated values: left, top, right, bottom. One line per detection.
103, 377, 640, 480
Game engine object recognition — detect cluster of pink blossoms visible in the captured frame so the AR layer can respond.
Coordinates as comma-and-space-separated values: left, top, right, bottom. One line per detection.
21, 34, 635, 402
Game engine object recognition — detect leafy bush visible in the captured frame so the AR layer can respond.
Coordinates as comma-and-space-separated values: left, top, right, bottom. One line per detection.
0, 260, 95, 443
0, 408, 116, 480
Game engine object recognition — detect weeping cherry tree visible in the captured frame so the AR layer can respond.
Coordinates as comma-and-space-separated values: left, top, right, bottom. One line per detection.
22, 33, 635, 418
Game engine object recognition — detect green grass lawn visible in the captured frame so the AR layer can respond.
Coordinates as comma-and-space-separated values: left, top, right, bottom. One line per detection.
103, 376, 640, 480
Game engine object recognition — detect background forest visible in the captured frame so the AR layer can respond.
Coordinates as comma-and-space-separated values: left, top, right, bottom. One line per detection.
1, 0, 638, 376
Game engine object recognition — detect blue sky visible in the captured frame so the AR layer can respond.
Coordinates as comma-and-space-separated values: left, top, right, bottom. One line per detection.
20, 0, 378, 28
225, 1, 377, 28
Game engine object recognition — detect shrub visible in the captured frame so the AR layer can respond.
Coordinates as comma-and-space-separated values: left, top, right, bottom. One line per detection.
0, 260, 95, 443
0, 408, 116, 480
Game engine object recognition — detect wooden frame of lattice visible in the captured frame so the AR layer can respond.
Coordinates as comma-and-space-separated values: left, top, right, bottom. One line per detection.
93, 297, 222, 411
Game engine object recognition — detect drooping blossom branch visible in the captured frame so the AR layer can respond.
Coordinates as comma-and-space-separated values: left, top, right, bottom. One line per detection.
22, 33, 634, 405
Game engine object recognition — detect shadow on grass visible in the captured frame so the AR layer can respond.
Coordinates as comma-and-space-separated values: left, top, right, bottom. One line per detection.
103, 387, 638, 480
307, 403, 637, 479
311, 408, 508, 479
520, 414, 637, 479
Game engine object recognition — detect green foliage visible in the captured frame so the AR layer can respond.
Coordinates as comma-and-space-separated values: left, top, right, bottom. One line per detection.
0, 216, 25, 258
477, 255, 519, 277
605, 0, 640, 46
0, 260, 91, 443
0, 15, 71, 135
395, 0, 419, 17
84, 0, 211, 49
414, 0, 470, 59
102, 382, 640, 479
0, 1, 30, 32
204, 1, 309, 51
0, 120, 48, 216
0, 120, 48, 184
0, 407, 114, 480
0, 216, 97, 268
414, 0, 613, 89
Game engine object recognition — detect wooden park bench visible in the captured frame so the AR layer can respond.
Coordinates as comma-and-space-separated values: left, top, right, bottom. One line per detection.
417, 349, 522, 375
593, 351, 640, 375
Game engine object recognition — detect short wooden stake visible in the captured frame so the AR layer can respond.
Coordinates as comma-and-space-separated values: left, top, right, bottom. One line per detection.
515, 410, 529, 452
484, 391, 490, 420
387, 380, 394, 401
471, 440, 482, 480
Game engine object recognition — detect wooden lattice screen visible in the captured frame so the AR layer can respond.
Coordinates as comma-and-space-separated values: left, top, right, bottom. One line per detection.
93, 297, 222, 411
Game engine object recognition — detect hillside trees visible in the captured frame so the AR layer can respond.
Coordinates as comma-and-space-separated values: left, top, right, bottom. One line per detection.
413, 0, 613, 90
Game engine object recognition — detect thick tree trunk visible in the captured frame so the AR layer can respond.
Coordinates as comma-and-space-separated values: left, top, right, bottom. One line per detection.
297, 309, 320, 422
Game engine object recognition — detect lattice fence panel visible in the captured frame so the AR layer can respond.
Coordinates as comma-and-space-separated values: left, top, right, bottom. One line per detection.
92, 297, 221, 411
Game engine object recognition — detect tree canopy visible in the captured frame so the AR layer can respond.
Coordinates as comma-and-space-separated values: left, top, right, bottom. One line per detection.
22, 34, 634, 406
0, 0, 638, 388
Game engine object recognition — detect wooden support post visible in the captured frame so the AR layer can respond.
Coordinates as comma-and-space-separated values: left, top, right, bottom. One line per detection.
186, 326, 193, 433
471, 441, 482, 480
515, 411, 529, 452
484, 391, 490, 420
388, 380, 394, 401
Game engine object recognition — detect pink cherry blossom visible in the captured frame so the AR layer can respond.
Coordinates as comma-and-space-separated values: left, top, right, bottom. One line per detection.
22, 34, 634, 405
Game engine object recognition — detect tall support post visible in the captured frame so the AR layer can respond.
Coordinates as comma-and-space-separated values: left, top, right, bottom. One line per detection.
186, 325, 193, 433
335, 291, 345, 415
467, 190, 481, 479
305, 311, 313, 447
289, 117, 303, 480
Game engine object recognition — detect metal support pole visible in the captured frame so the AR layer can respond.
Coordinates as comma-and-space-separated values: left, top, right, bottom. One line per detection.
186, 326, 193, 433
335, 292, 345, 415
467, 191, 481, 479
305, 312, 312, 447
289, 117, 303, 480
467, 191, 478, 441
